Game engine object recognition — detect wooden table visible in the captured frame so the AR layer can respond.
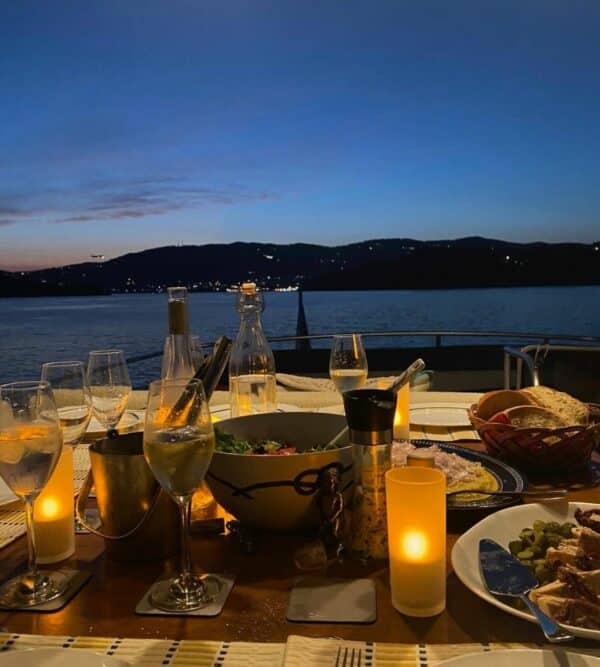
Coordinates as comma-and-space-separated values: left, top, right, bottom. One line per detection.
1, 438, 599, 647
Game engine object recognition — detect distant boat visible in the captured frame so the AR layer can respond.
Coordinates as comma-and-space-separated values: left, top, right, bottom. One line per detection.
90, 254, 105, 260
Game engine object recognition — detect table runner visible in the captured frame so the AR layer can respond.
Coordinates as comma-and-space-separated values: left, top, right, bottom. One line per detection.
1, 633, 599, 666
0, 446, 90, 550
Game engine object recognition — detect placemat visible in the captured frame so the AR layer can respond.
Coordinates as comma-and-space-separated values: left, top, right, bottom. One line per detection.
1, 633, 600, 666
0, 445, 90, 550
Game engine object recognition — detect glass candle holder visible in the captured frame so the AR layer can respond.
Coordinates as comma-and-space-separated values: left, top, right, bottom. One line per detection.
393, 383, 410, 440
385, 466, 446, 617
33, 447, 75, 564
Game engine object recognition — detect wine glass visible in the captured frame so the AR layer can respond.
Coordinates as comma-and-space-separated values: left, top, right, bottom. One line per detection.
86, 350, 132, 436
0, 381, 69, 606
41, 361, 92, 446
329, 334, 368, 393
143, 378, 217, 611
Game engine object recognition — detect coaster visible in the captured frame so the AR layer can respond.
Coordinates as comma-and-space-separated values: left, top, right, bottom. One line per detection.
287, 576, 376, 624
0, 569, 91, 612
136, 573, 235, 617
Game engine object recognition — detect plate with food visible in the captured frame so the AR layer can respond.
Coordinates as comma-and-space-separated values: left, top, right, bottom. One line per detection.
452, 502, 600, 640
410, 402, 472, 427
394, 440, 525, 510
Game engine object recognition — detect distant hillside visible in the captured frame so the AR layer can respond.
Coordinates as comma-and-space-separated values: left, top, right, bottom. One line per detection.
1, 237, 599, 295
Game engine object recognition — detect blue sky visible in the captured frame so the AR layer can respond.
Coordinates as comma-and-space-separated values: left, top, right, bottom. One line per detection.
1, 1, 599, 270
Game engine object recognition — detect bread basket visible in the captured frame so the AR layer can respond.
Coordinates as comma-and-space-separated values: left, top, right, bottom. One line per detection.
468, 406, 600, 473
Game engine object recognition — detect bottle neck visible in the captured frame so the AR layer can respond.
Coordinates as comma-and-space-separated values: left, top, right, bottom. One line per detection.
168, 299, 189, 335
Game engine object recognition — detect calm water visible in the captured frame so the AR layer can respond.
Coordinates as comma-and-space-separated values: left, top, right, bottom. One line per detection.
1, 286, 599, 387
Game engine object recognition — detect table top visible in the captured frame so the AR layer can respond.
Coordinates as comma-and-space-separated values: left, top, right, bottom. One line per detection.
1, 441, 599, 647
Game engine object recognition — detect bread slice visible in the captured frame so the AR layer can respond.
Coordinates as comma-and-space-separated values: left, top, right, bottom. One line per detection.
522, 386, 589, 426
476, 389, 536, 420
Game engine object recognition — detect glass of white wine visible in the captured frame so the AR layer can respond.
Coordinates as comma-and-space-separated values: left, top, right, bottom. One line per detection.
143, 378, 217, 611
86, 350, 132, 436
0, 381, 69, 607
329, 334, 368, 393
41, 361, 92, 446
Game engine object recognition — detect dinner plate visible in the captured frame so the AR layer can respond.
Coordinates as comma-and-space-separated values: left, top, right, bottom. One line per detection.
452, 501, 600, 641
412, 439, 525, 510
410, 402, 471, 427
0, 648, 129, 666
86, 410, 143, 437
437, 649, 600, 666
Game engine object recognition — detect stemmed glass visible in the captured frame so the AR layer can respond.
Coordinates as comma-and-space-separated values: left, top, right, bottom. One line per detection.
329, 334, 368, 393
0, 381, 69, 606
86, 350, 132, 436
41, 362, 92, 446
143, 378, 217, 611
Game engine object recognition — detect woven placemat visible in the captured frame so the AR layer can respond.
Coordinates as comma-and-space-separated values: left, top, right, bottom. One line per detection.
1, 633, 600, 666
0, 445, 90, 550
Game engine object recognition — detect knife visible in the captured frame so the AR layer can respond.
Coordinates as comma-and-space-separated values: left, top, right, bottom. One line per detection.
479, 538, 574, 643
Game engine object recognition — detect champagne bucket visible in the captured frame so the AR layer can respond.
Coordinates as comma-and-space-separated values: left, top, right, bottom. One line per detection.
76, 432, 180, 561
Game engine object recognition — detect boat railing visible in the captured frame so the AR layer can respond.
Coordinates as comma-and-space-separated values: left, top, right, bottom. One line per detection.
125, 330, 600, 367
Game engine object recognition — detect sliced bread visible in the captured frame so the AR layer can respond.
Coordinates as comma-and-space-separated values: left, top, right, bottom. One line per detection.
497, 405, 569, 429
521, 385, 589, 426
476, 389, 536, 421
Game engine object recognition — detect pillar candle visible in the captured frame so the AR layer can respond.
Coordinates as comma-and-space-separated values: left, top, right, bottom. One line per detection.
34, 446, 75, 564
385, 466, 446, 617
393, 383, 410, 440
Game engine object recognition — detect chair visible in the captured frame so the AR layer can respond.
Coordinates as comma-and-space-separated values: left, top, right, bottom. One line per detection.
503, 344, 600, 403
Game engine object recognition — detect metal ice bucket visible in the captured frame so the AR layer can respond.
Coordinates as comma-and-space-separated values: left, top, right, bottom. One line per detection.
76, 432, 180, 561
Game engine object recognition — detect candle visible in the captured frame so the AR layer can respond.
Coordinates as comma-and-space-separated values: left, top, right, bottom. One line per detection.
34, 447, 75, 564
385, 466, 446, 617
393, 383, 410, 440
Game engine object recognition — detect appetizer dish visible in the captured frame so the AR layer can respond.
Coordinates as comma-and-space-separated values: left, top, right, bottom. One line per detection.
392, 441, 499, 500
215, 428, 336, 455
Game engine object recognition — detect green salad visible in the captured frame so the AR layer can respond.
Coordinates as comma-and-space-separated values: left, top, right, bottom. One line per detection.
215, 428, 337, 455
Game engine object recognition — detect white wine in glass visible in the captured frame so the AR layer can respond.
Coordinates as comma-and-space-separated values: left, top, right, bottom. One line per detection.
41, 361, 92, 446
0, 381, 69, 607
86, 350, 132, 435
143, 378, 217, 612
329, 334, 368, 393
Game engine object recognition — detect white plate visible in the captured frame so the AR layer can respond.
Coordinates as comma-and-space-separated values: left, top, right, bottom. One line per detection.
0, 648, 129, 666
0, 476, 17, 506
452, 501, 600, 641
87, 410, 143, 436
410, 402, 471, 427
438, 649, 600, 667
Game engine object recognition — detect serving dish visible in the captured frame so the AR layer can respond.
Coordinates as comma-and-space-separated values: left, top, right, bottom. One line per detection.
437, 650, 600, 667
411, 440, 525, 510
451, 502, 600, 640
206, 412, 352, 532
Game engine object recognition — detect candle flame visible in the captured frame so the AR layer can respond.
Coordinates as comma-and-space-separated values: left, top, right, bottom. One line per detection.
402, 531, 428, 560
39, 497, 60, 519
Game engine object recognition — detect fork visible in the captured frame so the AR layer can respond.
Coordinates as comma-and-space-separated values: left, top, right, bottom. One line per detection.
446, 488, 568, 500
334, 646, 362, 667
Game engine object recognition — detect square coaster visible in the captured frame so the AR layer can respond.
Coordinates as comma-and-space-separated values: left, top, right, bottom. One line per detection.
287, 576, 376, 624
0, 569, 91, 612
136, 573, 235, 617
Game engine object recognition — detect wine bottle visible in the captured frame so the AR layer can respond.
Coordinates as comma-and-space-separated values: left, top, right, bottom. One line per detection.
162, 286, 195, 380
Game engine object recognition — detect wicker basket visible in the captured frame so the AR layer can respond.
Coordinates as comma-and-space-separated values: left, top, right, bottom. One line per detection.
468, 406, 600, 473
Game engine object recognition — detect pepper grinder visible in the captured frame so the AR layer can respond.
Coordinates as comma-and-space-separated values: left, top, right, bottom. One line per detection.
343, 389, 396, 560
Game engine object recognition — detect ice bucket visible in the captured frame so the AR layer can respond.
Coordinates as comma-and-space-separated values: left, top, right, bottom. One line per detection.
76, 432, 180, 561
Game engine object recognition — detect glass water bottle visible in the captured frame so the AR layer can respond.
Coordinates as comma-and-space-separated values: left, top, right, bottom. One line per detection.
229, 283, 276, 417
162, 286, 196, 380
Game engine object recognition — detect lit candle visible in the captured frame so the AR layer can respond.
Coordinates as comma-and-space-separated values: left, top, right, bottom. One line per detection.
385, 466, 446, 617
393, 383, 410, 440
33, 447, 75, 564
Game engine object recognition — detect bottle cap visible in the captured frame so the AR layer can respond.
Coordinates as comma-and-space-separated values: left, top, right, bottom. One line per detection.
242, 282, 257, 295
343, 389, 396, 445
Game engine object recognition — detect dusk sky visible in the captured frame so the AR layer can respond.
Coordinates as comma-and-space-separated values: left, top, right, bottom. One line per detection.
1, 1, 599, 271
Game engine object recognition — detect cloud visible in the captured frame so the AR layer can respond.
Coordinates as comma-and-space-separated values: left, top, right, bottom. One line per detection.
0, 178, 278, 226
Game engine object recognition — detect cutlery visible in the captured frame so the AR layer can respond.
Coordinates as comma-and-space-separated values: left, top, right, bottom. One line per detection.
324, 358, 426, 449
334, 646, 362, 667
447, 489, 568, 500
479, 538, 574, 643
